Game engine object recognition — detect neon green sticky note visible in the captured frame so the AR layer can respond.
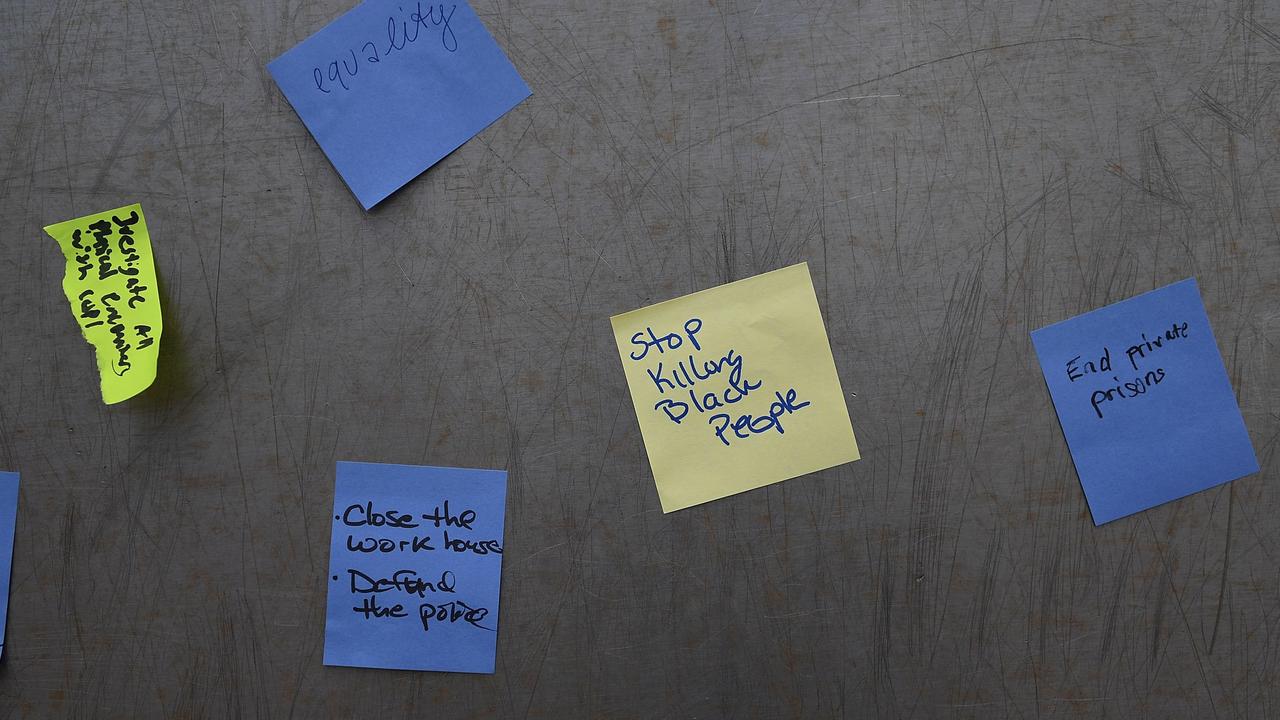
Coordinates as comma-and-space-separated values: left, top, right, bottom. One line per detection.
44, 203, 162, 404
611, 263, 861, 512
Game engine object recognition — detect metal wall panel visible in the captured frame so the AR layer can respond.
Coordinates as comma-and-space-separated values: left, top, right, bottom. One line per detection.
1, 0, 1277, 716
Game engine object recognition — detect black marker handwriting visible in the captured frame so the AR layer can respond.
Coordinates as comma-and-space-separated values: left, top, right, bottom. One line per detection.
100, 292, 132, 375
709, 388, 811, 446
340, 501, 419, 528
421, 500, 475, 529
70, 229, 93, 280
419, 599, 491, 632
628, 317, 821, 445
78, 289, 104, 328
1062, 320, 1190, 419
335, 496, 500, 636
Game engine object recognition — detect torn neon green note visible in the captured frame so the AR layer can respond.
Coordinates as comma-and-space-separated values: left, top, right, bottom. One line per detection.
44, 203, 162, 404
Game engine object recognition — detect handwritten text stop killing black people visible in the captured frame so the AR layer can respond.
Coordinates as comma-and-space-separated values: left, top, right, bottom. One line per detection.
627, 319, 812, 446
1063, 320, 1191, 419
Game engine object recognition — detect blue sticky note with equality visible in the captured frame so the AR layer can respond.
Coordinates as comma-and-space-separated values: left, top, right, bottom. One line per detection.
1031, 278, 1258, 524
323, 461, 507, 673
0, 472, 18, 660
268, 1, 531, 209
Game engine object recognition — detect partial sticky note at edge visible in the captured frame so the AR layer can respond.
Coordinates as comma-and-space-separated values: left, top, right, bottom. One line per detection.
0, 471, 19, 660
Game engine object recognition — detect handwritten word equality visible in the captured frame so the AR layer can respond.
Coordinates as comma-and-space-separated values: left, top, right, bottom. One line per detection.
313, 2, 458, 94
1064, 320, 1191, 419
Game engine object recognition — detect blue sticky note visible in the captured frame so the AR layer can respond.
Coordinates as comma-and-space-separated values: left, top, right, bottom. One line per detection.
268, 1, 531, 209
323, 461, 507, 673
0, 472, 18, 660
1031, 278, 1259, 524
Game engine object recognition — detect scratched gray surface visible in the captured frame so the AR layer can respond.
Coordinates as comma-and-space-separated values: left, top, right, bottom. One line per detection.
1, 0, 1278, 717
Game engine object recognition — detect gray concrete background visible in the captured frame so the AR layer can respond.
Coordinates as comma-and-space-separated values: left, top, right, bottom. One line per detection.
1, 0, 1279, 717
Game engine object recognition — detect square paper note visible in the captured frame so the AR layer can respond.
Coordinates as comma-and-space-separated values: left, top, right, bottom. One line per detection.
0, 471, 16, 659
611, 263, 860, 512
323, 461, 507, 673
268, 1, 531, 209
1031, 278, 1258, 524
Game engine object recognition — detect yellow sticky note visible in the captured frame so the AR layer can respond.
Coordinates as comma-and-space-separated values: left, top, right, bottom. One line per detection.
611, 263, 860, 512
44, 204, 162, 404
